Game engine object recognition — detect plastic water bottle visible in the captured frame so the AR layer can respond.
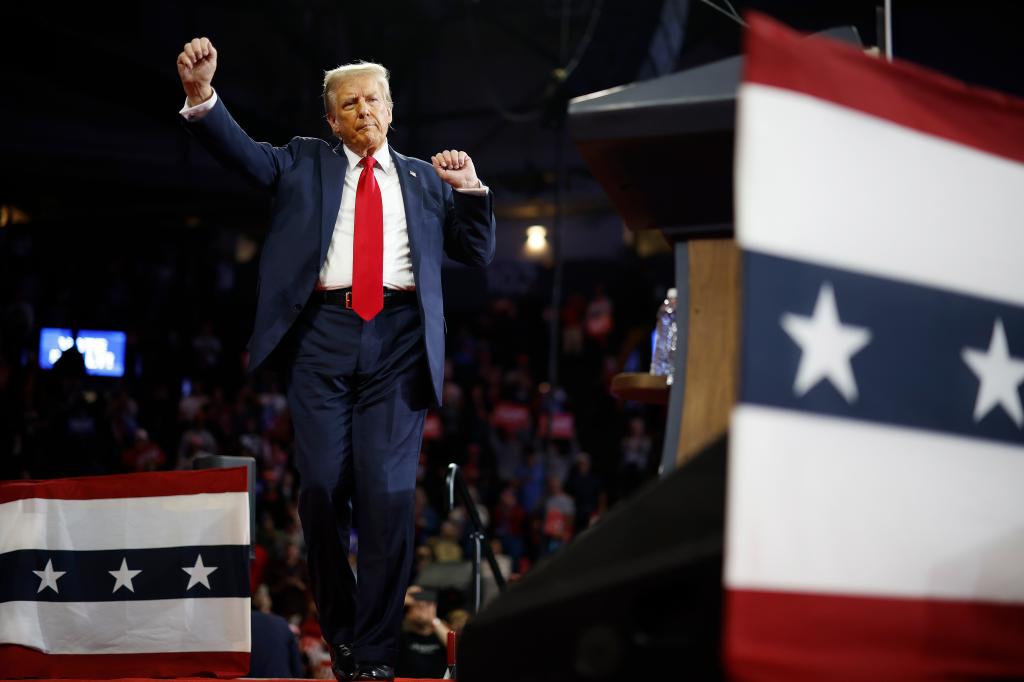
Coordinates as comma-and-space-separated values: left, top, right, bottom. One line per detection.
650, 288, 678, 385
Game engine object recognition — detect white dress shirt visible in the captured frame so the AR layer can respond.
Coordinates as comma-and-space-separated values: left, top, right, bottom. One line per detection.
321, 142, 415, 290
180, 90, 487, 292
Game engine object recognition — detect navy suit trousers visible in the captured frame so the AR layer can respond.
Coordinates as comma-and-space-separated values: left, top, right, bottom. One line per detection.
284, 297, 429, 665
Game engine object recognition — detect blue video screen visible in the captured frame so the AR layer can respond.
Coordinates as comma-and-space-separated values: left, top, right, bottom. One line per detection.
38, 328, 127, 378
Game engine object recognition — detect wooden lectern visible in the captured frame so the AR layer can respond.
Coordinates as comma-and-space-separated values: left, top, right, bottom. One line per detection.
568, 56, 744, 473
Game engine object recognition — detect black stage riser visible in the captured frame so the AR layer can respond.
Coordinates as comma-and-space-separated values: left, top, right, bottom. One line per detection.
458, 437, 727, 682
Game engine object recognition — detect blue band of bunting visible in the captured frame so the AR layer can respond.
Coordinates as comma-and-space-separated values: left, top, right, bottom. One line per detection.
0, 545, 250, 602
741, 250, 1024, 447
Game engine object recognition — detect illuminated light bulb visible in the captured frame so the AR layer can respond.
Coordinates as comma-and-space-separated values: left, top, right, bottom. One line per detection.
525, 225, 548, 254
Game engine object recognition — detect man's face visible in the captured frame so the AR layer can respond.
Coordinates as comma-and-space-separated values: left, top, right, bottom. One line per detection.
327, 74, 392, 156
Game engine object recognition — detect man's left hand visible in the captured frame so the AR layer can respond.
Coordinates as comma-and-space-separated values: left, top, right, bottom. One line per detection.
431, 149, 480, 190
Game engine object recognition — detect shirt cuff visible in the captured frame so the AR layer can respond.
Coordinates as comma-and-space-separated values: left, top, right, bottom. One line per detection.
455, 183, 489, 196
179, 90, 219, 121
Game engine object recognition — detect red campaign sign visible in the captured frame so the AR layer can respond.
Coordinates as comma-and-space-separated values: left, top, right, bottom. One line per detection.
491, 402, 531, 433
542, 508, 573, 541
537, 412, 575, 440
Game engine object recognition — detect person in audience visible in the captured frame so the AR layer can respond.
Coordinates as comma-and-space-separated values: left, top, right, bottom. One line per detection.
250, 585, 305, 678
492, 486, 526, 565
427, 520, 464, 563
515, 449, 545, 513
542, 475, 576, 556
396, 587, 449, 679
620, 415, 653, 498
564, 452, 605, 534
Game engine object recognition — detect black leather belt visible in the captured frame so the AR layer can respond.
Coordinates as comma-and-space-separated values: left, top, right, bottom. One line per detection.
310, 288, 417, 309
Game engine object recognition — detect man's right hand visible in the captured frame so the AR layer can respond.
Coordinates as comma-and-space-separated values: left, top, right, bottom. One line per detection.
177, 37, 217, 107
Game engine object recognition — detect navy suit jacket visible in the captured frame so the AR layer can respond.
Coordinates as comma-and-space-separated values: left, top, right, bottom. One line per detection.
184, 98, 496, 405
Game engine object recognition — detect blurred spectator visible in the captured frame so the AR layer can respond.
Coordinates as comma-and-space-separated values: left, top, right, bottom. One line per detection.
542, 440, 572, 483
249, 587, 304, 678
120, 428, 166, 472
492, 486, 526, 565
561, 293, 586, 355
584, 284, 614, 346
481, 538, 513, 608
491, 427, 525, 484
564, 452, 605, 534
413, 545, 434, 582
178, 379, 208, 422
250, 543, 269, 592
107, 384, 139, 450
457, 484, 490, 530
447, 608, 471, 635
265, 539, 310, 625
176, 408, 217, 469
541, 476, 575, 556
620, 416, 653, 498
414, 486, 440, 546
396, 586, 449, 679
258, 377, 288, 430
427, 520, 464, 563
191, 320, 223, 376
514, 450, 545, 513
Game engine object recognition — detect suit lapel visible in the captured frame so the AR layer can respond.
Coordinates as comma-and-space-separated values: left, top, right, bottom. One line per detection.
319, 144, 348, 267
391, 149, 424, 274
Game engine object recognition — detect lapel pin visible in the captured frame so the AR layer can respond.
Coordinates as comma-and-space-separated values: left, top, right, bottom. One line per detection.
410, 170, 417, 177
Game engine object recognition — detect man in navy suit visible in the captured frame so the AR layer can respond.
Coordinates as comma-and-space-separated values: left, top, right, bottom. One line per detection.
176, 37, 495, 681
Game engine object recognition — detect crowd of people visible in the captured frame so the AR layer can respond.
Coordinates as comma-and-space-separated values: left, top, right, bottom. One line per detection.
0, 223, 670, 677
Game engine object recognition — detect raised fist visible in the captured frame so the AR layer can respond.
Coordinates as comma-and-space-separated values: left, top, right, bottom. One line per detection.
431, 149, 480, 190
177, 37, 217, 106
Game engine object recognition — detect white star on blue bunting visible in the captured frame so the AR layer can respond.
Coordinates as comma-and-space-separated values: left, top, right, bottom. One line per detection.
781, 282, 872, 403
962, 318, 1024, 428
33, 559, 66, 594
109, 557, 143, 593
182, 554, 218, 590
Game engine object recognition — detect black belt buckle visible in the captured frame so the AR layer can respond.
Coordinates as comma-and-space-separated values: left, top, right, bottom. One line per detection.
344, 290, 353, 309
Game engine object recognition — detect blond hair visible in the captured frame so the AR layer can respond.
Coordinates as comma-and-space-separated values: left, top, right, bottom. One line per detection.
322, 61, 392, 114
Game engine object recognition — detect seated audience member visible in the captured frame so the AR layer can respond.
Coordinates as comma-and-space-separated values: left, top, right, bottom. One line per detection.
428, 520, 464, 563
249, 584, 304, 677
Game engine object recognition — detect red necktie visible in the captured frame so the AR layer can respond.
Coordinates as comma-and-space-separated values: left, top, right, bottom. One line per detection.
352, 156, 384, 320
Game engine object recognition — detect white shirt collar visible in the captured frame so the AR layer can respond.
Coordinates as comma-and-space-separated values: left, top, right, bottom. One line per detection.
341, 142, 392, 175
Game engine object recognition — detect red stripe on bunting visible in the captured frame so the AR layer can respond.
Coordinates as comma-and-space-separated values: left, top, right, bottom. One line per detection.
743, 12, 1024, 165
725, 588, 1024, 681
0, 645, 249, 679
0, 467, 247, 503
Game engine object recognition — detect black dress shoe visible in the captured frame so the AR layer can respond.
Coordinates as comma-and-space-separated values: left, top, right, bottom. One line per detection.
354, 662, 395, 681
330, 643, 356, 681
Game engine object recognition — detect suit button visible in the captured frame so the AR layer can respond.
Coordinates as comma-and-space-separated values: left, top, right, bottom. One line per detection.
293, 303, 303, 311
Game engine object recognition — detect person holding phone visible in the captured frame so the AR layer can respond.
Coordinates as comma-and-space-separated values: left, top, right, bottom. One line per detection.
396, 586, 450, 678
